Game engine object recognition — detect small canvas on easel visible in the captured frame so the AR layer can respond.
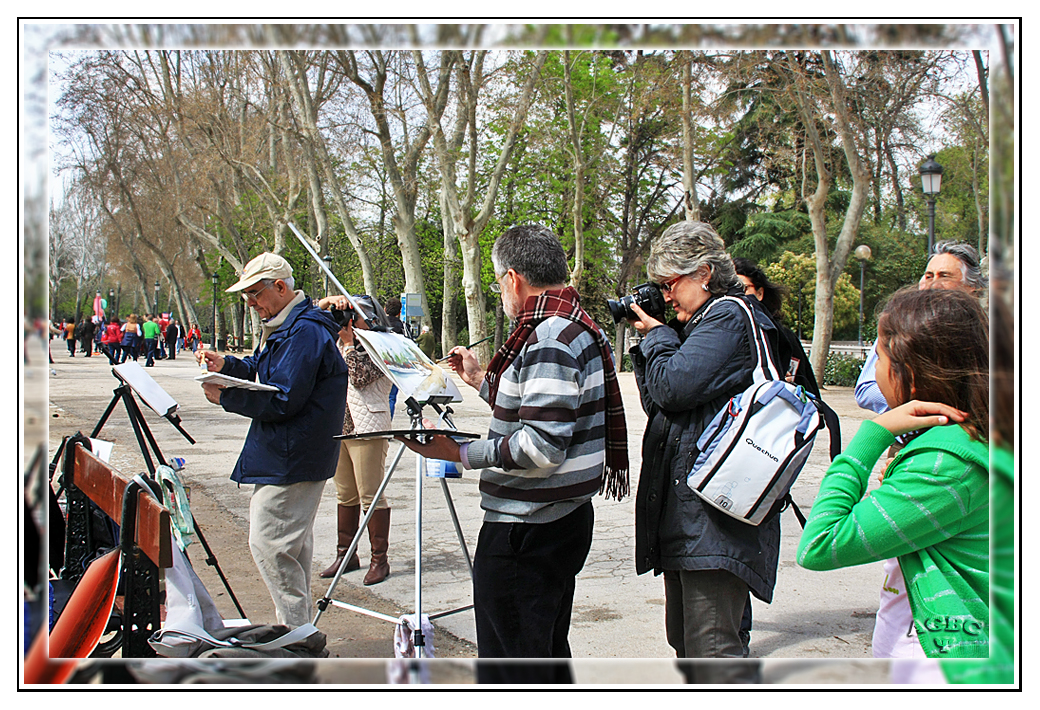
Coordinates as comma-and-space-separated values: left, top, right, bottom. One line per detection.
353, 329, 463, 404
113, 361, 178, 417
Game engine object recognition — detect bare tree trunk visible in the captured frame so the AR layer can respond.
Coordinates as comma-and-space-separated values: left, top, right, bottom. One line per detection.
336, 50, 447, 328
786, 51, 872, 385
564, 50, 586, 287
680, 51, 701, 222
972, 136, 986, 254
440, 186, 461, 352
276, 51, 377, 295
415, 49, 548, 364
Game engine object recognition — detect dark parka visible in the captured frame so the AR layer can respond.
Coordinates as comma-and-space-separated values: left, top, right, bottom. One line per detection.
218, 298, 347, 487
631, 289, 783, 603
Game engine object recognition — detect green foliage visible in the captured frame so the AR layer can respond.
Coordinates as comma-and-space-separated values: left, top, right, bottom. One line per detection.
932, 143, 988, 251
730, 209, 811, 263
763, 252, 860, 339
843, 223, 928, 338
823, 351, 865, 387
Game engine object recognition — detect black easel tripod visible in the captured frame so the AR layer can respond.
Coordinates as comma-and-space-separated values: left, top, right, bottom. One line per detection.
313, 396, 479, 659
89, 367, 246, 619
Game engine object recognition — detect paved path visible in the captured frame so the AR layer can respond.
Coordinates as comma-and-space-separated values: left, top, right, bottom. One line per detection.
35, 337, 895, 684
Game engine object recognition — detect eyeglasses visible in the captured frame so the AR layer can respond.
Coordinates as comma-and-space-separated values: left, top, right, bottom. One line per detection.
490, 272, 508, 294
659, 274, 684, 293
241, 282, 274, 302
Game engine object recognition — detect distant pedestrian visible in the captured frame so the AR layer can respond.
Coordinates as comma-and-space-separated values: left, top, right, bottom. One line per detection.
102, 318, 122, 364
416, 324, 436, 360
142, 315, 161, 367
93, 317, 105, 355
120, 314, 141, 362
79, 318, 95, 358
165, 318, 179, 360
64, 319, 76, 357
187, 323, 202, 352
157, 313, 170, 359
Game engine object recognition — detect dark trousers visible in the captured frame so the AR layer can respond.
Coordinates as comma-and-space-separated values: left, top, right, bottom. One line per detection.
144, 338, 157, 366
120, 340, 139, 362
472, 501, 593, 683
664, 568, 761, 684
105, 343, 120, 365
66, 339, 76, 356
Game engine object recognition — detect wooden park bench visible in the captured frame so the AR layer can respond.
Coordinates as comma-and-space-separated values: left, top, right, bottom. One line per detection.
58, 438, 172, 658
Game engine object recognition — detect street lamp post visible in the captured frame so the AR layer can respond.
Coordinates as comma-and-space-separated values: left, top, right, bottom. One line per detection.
919, 154, 944, 256
854, 245, 872, 348
211, 272, 219, 350
108, 289, 115, 319
322, 254, 332, 297
154, 280, 161, 317
796, 284, 804, 341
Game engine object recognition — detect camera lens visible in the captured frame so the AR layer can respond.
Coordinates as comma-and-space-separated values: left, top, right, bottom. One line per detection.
607, 295, 634, 324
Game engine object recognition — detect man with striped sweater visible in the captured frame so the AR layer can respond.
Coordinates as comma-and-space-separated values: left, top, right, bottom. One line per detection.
401, 225, 628, 683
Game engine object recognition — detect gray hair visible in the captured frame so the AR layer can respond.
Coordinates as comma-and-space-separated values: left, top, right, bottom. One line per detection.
647, 221, 738, 296
491, 224, 570, 287
263, 275, 295, 291
932, 240, 987, 293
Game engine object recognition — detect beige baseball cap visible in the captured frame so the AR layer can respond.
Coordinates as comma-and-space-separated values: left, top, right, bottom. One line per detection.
225, 253, 294, 293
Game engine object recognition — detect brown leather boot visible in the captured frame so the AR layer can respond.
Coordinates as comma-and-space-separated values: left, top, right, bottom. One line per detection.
363, 507, 391, 585
319, 504, 361, 578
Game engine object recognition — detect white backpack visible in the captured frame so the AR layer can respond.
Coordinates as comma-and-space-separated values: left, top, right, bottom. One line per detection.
686, 297, 824, 525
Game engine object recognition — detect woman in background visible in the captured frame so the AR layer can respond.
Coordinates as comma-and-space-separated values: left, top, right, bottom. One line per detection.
316, 295, 394, 586
732, 257, 819, 397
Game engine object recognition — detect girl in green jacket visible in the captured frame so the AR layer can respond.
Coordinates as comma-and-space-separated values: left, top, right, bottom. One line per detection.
798, 288, 989, 665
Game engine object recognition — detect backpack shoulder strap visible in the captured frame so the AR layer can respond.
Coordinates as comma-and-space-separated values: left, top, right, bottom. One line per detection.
706, 296, 781, 383
814, 397, 842, 460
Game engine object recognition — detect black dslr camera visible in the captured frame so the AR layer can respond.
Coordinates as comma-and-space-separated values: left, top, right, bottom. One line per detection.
328, 295, 391, 332
607, 282, 667, 324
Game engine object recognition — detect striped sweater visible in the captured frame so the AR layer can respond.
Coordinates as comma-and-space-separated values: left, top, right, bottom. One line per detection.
797, 420, 989, 659
464, 316, 609, 524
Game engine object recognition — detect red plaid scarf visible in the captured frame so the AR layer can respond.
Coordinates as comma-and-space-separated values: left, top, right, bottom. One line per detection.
485, 286, 629, 501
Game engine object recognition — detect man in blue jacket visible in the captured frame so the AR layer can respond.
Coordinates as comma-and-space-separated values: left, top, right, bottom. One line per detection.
199, 253, 346, 628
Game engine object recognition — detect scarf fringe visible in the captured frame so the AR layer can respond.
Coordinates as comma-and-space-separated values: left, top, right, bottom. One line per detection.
600, 465, 630, 502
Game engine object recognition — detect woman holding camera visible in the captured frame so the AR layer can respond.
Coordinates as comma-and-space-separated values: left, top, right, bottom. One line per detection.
316, 295, 394, 585
627, 221, 780, 682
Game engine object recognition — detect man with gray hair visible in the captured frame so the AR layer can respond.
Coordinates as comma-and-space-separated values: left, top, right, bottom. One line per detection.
399, 224, 628, 683
856, 240, 986, 413
198, 252, 346, 628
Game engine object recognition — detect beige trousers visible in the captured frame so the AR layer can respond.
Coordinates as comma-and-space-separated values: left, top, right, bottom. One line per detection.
333, 438, 390, 510
248, 479, 326, 627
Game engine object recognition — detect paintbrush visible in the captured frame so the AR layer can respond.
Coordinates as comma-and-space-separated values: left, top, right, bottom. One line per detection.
436, 334, 495, 362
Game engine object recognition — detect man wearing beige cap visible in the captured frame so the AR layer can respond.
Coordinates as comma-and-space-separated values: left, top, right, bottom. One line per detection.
198, 252, 347, 627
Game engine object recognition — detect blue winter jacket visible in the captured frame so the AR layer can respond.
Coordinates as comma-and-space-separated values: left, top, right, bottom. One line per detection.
219, 298, 347, 486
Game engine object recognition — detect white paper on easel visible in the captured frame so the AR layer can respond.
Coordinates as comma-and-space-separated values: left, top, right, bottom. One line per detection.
354, 330, 462, 404
113, 361, 179, 417
88, 438, 114, 462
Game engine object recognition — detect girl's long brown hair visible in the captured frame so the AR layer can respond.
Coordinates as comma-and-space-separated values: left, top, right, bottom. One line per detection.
877, 288, 989, 443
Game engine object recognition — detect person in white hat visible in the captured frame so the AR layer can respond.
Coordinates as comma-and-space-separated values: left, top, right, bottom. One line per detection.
198, 252, 347, 628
